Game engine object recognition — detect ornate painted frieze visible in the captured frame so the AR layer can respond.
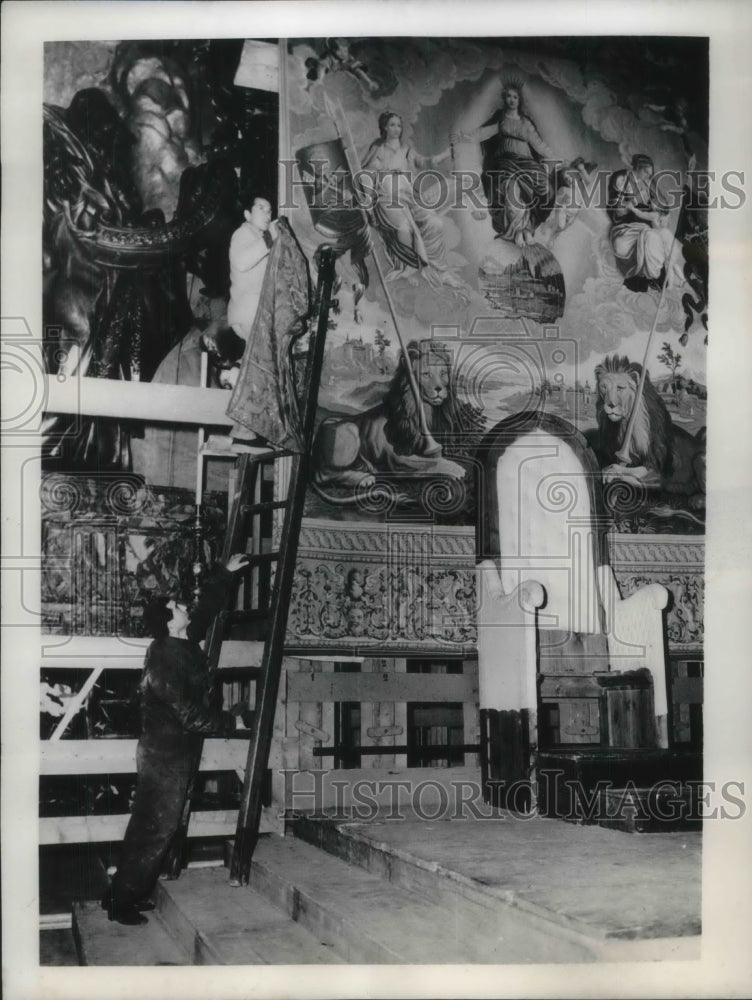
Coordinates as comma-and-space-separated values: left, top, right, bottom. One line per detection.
40, 474, 226, 636
290, 520, 704, 654
289, 519, 477, 653
39, 477, 704, 654
609, 534, 705, 652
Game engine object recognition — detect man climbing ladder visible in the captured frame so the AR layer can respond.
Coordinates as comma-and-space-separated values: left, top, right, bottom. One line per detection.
162, 240, 337, 888
101, 552, 252, 925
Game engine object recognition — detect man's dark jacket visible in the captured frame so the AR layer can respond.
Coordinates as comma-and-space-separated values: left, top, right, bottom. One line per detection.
139, 567, 236, 753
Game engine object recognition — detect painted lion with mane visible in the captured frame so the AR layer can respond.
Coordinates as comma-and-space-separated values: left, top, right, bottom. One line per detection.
311, 339, 486, 503
592, 354, 706, 509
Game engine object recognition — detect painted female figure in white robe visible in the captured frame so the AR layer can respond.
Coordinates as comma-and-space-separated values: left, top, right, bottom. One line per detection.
455, 81, 559, 247
360, 112, 462, 288
607, 154, 684, 291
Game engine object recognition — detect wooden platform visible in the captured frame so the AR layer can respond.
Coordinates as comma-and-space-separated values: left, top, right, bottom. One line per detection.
72, 806, 701, 965
290, 809, 701, 959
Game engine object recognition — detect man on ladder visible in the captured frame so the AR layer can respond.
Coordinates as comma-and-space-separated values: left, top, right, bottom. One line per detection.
101, 552, 252, 925
150, 216, 337, 891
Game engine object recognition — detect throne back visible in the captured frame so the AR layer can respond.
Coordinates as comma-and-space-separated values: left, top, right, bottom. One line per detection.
475, 413, 669, 806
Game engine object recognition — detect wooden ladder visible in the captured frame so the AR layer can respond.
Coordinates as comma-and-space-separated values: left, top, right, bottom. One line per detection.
162, 248, 335, 885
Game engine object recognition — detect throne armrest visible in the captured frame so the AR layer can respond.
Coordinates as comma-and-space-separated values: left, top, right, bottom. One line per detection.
476, 560, 545, 712
597, 565, 670, 723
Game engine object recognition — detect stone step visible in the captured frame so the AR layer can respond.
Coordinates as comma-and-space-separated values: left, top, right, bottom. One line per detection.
155, 865, 344, 964
72, 899, 189, 966
246, 835, 595, 963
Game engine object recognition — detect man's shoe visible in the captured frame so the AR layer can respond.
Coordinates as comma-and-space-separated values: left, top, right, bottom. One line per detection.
135, 899, 156, 912
108, 907, 148, 926
100, 894, 149, 925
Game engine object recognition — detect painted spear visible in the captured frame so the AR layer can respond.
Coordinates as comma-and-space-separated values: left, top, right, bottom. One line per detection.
323, 94, 441, 456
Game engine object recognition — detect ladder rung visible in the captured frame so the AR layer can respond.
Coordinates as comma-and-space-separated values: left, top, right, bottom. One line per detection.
227, 609, 269, 623
218, 665, 263, 679
201, 435, 290, 461
240, 500, 288, 515
242, 551, 279, 566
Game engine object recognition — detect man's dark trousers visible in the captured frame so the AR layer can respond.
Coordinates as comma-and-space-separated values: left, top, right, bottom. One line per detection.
107, 742, 197, 907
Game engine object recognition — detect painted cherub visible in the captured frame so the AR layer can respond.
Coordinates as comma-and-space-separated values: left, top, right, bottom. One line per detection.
304, 38, 379, 93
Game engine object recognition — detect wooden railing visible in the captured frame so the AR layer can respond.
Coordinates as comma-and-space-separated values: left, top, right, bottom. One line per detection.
40, 637, 272, 844
39, 379, 272, 845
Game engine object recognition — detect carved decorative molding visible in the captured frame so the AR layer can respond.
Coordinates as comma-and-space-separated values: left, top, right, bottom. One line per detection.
39, 489, 704, 654
290, 520, 705, 655
618, 572, 705, 650
41, 474, 226, 636
291, 520, 476, 653
300, 520, 705, 569
608, 535, 705, 572
289, 559, 476, 653
299, 519, 474, 560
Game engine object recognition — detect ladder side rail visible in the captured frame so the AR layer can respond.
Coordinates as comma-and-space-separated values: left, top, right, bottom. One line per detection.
161, 457, 259, 878
230, 249, 336, 884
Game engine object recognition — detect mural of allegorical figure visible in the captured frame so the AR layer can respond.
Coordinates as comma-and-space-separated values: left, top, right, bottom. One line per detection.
304, 37, 380, 94
360, 110, 466, 291
453, 79, 564, 248
607, 153, 686, 292
286, 36, 708, 528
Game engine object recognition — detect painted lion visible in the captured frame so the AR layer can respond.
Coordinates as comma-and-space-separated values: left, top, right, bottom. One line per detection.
593, 354, 706, 509
312, 340, 486, 503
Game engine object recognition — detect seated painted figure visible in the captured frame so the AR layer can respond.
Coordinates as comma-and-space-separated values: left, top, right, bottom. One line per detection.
607, 154, 684, 291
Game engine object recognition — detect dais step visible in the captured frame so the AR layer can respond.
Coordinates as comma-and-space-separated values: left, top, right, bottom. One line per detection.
72, 900, 189, 966
247, 835, 597, 963
287, 811, 701, 955
155, 865, 343, 964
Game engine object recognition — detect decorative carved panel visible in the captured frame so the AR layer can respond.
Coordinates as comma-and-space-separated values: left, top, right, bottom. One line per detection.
289, 520, 476, 654
608, 535, 705, 654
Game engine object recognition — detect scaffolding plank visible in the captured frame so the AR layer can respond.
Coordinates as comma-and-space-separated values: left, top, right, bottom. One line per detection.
287, 671, 477, 704
41, 637, 262, 671
46, 377, 233, 427
40, 738, 249, 775
41, 811, 239, 845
